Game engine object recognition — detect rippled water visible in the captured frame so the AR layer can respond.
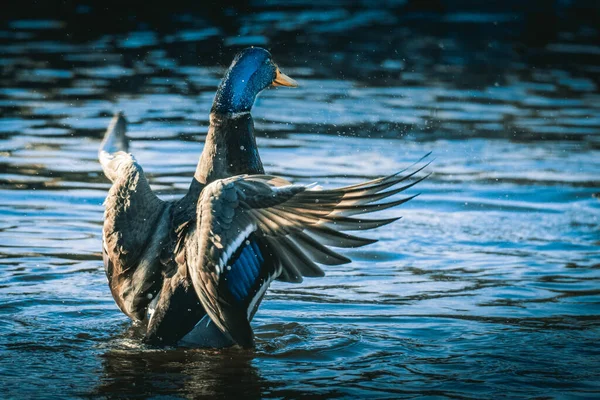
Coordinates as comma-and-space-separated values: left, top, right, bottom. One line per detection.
1, 3, 600, 398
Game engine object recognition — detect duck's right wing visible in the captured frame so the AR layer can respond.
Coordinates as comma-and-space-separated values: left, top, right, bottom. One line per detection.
99, 113, 169, 321
188, 160, 429, 347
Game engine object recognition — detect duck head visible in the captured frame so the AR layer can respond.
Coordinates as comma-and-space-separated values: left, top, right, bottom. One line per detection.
212, 47, 298, 114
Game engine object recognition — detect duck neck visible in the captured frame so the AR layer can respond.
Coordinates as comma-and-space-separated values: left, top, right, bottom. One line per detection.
194, 112, 264, 185
211, 71, 257, 114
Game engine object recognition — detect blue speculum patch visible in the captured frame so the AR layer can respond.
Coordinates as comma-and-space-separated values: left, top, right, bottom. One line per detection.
226, 240, 264, 302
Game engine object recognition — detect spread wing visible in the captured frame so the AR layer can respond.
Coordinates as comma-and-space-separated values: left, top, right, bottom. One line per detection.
188, 160, 429, 347
99, 113, 169, 321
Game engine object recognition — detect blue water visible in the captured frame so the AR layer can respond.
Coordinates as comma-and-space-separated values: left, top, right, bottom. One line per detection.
1, 3, 599, 398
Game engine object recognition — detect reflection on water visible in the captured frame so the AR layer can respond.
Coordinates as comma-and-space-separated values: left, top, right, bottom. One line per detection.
97, 347, 265, 398
1, 2, 600, 398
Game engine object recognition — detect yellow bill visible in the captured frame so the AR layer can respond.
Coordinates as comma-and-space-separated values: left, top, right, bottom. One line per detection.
272, 68, 299, 87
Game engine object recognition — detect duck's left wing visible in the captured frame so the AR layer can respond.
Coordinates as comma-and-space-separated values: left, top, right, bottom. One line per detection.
99, 113, 169, 321
189, 164, 428, 347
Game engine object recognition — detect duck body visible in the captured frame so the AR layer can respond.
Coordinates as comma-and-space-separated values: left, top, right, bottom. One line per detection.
99, 48, 428, 348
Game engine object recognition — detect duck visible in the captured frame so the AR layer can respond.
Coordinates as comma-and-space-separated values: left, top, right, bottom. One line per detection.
98, 47, 429, 348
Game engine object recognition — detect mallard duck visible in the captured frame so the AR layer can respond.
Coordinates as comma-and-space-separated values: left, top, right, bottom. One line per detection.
99, 47, 429, 348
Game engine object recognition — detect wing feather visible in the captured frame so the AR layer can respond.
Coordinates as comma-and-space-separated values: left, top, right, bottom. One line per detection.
187, 155, 429, 346
100, 113, 169, 321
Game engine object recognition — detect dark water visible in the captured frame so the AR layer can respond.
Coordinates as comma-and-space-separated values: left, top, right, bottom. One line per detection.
1, 2, 600, 398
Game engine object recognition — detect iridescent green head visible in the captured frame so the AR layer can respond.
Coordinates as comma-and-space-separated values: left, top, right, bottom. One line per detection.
212, 47, 298, 114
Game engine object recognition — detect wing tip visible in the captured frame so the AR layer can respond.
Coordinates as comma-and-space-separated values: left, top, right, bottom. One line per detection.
337, 254, 352, 265
228, 315, 255, 349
